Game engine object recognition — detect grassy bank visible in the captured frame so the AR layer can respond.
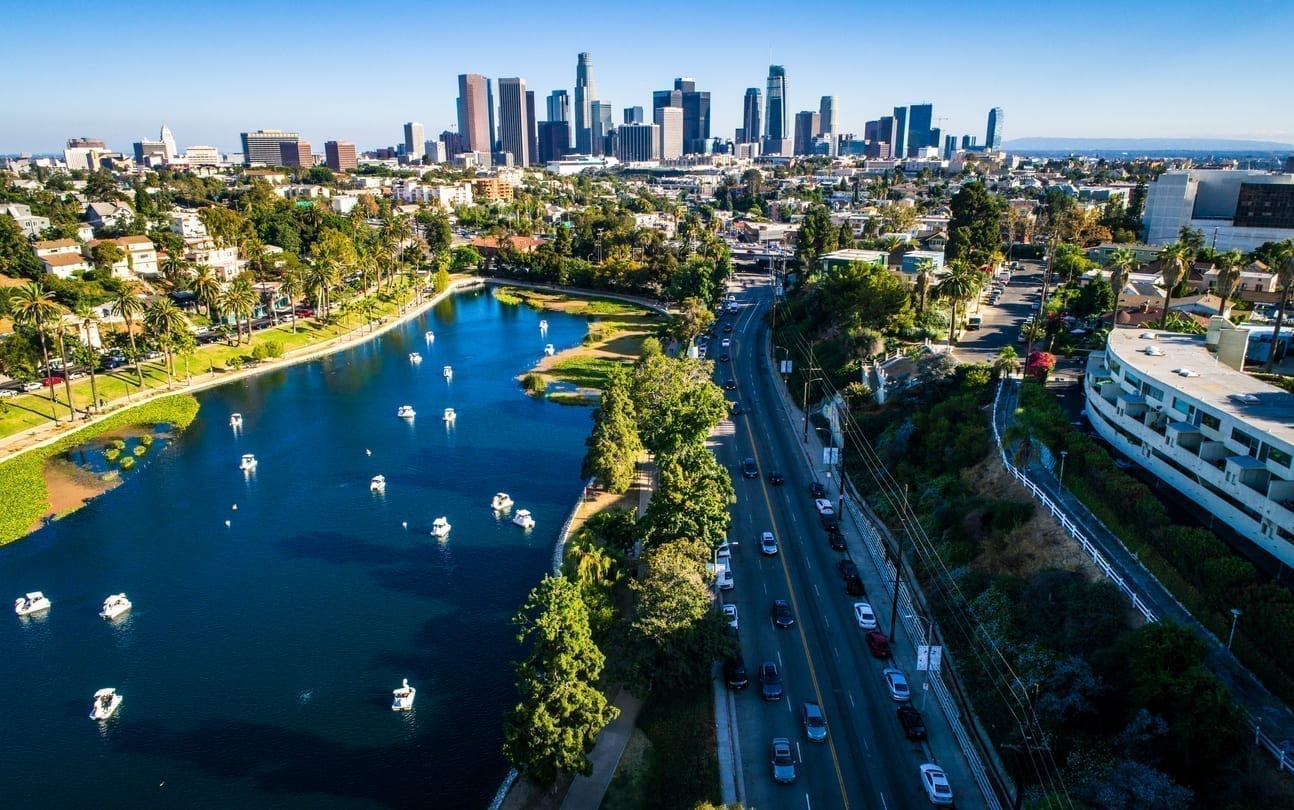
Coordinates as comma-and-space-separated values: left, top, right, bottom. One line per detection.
0, 394, 200, 545
602, 685, 720, 810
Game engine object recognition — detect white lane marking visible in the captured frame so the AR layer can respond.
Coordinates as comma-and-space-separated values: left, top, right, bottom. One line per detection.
813, 583, 821, 598
786, 695, 793, 714
777, 650, 784, 667
848, 691, 856, 708
805, 795, 812, 810
796, 741, 803, 762
878, 792, 889, 810
833, 646, 840, 661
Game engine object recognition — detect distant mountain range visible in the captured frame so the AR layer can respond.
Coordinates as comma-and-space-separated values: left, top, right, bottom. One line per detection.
1003, 137, 1294, 153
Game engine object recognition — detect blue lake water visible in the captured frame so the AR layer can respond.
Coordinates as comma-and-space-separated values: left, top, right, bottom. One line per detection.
1, 290, 596, 808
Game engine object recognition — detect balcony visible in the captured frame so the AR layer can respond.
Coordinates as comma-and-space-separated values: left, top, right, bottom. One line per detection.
1167, 422, 1202, 452
1227, 455, 1271, 494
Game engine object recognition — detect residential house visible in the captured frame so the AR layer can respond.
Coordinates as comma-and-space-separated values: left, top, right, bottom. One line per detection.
85, 200, 134, 230
2, 203, 51, 238
33, 238, 82, 259
39, 252, 92, 279
186, 237, 240, 281
469, 235, 544, 259
84, 236, 159, 279
170, 210, 209, 238
820, 249, 888, 273
898, 250, 945, 275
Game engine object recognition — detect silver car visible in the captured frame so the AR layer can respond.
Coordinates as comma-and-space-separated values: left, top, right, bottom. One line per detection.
771, 737, 796, 783
802, 702, 827, 742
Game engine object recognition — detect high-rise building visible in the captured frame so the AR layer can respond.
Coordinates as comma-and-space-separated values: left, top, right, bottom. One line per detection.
159, 125, 176, 162
654, 105, 683, 160
536, 120, 570, 164
615, 122, 660, 162
526, 91, 538, 168
818, 97, 837, 137
497, 77, 531, 167
279, 140, 312, 167
892, 106, 909, 159
547, 90, 570, 123
240, 129, 300, 166
676, 77, 711, 154
765, 65, 787, 141
457, 74, 492, 154
574, 52, 597, 154
404, 122, 424, 158
741, 88, 762, 144
440, 129, 463, 157
624, 106, 644, 124
942, 134, 957, 161
986, 107, 1004, 150
591, 101, 614, 156
793, 111, 820, 156
424, 140, 448, 163
907, 104, 933, 152
653, 89, 681, 120
961, 134, 977, 150
324, 140, 358, 171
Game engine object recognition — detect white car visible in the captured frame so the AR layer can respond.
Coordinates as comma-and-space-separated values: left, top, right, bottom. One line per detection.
721, 338, 731, 348
723, 603, 739, 630
760, 531, 778, 555
883, 667, 910, 702
919, 763, 954, 806
716, 540, 731, 559
853, 602, 878, 630
718, 565, 734, 591
814, 498, 835, 516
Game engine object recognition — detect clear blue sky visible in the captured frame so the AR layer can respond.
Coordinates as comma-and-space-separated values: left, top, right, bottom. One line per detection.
5, 0, 1293, 154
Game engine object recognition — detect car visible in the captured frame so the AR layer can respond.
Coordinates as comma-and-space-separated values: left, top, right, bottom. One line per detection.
717, 565, 734, 591
821, 514, 840, 533
897, 705, 928, 741
760, 531, 778, 556
723, 323, 733, 333
40, 376, 61, 387
771, 737, 797, 783
772, 599, 794, 629
723, 603, 739, 630
724, 654, 749, 689
725, 379, 737, 391
0, 388, 16, 398
20, 381, 44, 392
742, 457, 758, 478
853, 602, 878, 630
808, 481, 827, 498
838, 559, 860, 581
827, 531, 847, 551
919, 763, 954, 806
759, 661, 783, 700
768, 470, 784, 485
802, 702, 827, 742
721, 338, 731, 348
719, 353, 730, 362
814, 498, 835, 516
866, 630, 892, 658
731, 401, 743, 415
883, 667, 910, 702
716, 539, 731, 559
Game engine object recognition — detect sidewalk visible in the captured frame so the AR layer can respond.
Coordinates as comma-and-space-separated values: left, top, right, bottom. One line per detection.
559, 688, 644, 810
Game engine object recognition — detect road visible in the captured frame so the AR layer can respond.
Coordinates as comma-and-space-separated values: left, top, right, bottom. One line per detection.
713, 273, 990, 810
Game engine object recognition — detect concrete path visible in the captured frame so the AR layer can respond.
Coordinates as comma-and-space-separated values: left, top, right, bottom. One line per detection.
559, 687, 644, 810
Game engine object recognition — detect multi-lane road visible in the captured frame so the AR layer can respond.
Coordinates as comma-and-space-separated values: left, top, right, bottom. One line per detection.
711, 272, 990, 810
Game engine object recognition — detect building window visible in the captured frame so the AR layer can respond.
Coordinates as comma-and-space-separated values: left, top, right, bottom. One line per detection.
1145, 384, 1164, 402
1109, 359, 1121, 376
1201, 412, 1221, 431
1232, 428, 1261, 456
1261, 445, 1292, 468
1172, 397, 1192, 416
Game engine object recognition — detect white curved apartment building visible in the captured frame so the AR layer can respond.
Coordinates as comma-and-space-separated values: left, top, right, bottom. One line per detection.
1084, 328, 1294, 566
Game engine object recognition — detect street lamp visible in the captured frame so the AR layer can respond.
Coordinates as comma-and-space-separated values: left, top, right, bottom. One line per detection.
1228, 608, 1243, 651
1058, 450, 1068, 486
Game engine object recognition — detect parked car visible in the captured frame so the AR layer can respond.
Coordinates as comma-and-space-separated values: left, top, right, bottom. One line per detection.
808, 481, 827, 498
716, 540, 731, 559
802, 702, 827, 742
883, 667, 910, 702
731, 401, 743, 415
821, 514, 840, 532
742, 457, 759, 478
717, 565, 734, 591
724, 654, 749, 689
760, 531, 778, 556
719, 353, 730, 363
919, 763, 954, 806
866, 630, 891, 658
725, 379, 737, 391
838, 559, 860, 581
723, 603, 739, 630
759, 661, 783, 700
853, 602, 878, 630
897, 705, 928, 741
722, 323, 733, 333
771, 737, 797, 783
721, 338, 731, 348
814, 498, 835, 516
772, 599, 794, 629
827, 531, 847, 551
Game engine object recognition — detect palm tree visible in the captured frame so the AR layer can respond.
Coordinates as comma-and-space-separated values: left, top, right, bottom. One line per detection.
303, 258, 340, 321
1108, 248, 1138, 327
190, 264, 221, 320
1214, 249, 1243, 317
913, 257, 936, 315
279, 269, 304, 333
219, 278, 258, 345
143, 298, 188, 387
934, 262, 980, 346
9, 282, 67, 422
1266, 241, 1294, 372
994, 346, 1022, 379
159, 252, 190, 292
1022, 321, 1047, 357
73, 300, 102, 412
1158, 242, 1193, 327
109, 282, 147, 388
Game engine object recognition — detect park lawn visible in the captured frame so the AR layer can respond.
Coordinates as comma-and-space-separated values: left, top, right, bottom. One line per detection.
546, 356, 631, 391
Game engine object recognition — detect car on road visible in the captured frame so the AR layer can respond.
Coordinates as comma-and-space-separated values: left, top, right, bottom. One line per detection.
853, 602, 878, 630
919, 763, 954, 806
808, 481, 827, 498
772, 599, 794, 629
723, 604, 739, 630
866, 630, 891, 659
725, 379, 737, 391
717, 566, 734, 591
760, 531, 779, 556
802, 702, 827, 742
814, 498, 835, 516
716, 539, 731, 559
721, 338, 731, 348
821, 514, 840, 532
759, 661, 783, 700
771, 737, 796, 783
838, 559, 859, 581
768, 470, 784, 485
883, 667, 910, 702
731, 401, 743, 415
827, 531, 847, 551
722, 323, 733, 333
897, 705, 928, 741
724, 654, 749, 689
719, 353, 730, 362
742, 457, 759, 478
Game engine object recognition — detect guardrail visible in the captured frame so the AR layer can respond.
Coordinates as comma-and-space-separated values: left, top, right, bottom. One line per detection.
552, 478, 595, 574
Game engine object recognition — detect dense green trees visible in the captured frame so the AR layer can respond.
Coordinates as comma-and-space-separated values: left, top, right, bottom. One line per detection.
795, 205, 834, 271
946, 181, 1003, 268
581, 366, 642, 493
631, 353, 729, 457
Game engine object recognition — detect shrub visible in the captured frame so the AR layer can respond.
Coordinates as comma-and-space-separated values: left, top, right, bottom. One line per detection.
263, 339, 284, 358
521, 373, 547, 394
104, 447, 120, 462
118, 455, 135, 470
132, 444, 147, 457
250, 344, 267, 361
139, 434, 154, 447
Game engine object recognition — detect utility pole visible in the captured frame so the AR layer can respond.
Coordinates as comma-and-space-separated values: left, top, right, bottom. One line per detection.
801, 348, 821, 443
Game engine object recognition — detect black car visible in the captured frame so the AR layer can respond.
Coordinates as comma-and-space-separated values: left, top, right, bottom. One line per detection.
897, 705, 928, 740
759, 661, 783, 701
725, 379, 737, 391
838, 559, 860, 581
723, 323, 734, 333
742, 458, 759, 479
768, 470, 784, 485
772, 599, 794, 629
731, 401, 743, 415
809, 481, 827, 498
827, 531, 847, 551
719, 353, 730, 362
846, 577, 866, 597
821, 514, 840, 532
725, 654, 749, 689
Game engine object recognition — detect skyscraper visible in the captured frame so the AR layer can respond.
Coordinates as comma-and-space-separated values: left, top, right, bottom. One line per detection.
526, 91, 538, 167
653, 89, 681, 119
765, 65, 787, 141
536, 121, 570, 164
907, 103, 933, 151
403, 122, 425, 158
456, 74, 492, 154
818, 97, 837, 136
497, 78, 531, 166
547, 90, 569, 123
574, 52, 597, 154
942, 134, 957, 161
624, 106, 644, 124
986, 107, 1004, 150
159, 125, 176, 162
591, 101, 613, 156
793, 111, 820, 156
892, 106, 909, 159
676, 77, 711, 154
325, 140, 357, 172
241, 129, 300, 166
614, 123, 660, 162
654, 106, 682, 160
487, 78, 497, 152
741, 88, 762, 144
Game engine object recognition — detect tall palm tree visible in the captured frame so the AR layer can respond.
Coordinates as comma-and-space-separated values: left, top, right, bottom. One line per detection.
222, 277, 259, 344
912, 257, 936, 315
1158, 242, 1193, 327
159, 252, 191, 292
1214, 249, 1243, 317
1266, 241, 1294, 372
73, 300, 102, 412
935, 262, 981, 347
1108, 248, 1138, 327
9, 282, 67, 422
109, 282, 147, 387
190, 264, 221, 320
303, 258, 340, 321
143, 298, 188, 387
279, 269, 303, 333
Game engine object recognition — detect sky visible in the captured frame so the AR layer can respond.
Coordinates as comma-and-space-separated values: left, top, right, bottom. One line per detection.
5, 0, 1294, 155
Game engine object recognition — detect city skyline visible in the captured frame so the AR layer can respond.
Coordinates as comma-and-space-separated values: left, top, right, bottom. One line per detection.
4, 0, 1293, 154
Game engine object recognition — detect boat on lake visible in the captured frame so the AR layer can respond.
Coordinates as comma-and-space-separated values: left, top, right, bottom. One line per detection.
397, 405, 416, 419
14, 592, 50, 616
430, 517, 451, 539
491, 492, 514, 511
512, 509, 535, 530
443, 365, 453, 380
392, 678, 416, 711
443, 407, 456, 422
230, 413, 243, 427
544, 344, 555, 356
539, 319, 547, 331
239, 453, 257, 471
409, 352, 422, 364
424, 330, 435, 343
99, 593, 132, 620
89, 688, 122, 721
371, 475, 386, 492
